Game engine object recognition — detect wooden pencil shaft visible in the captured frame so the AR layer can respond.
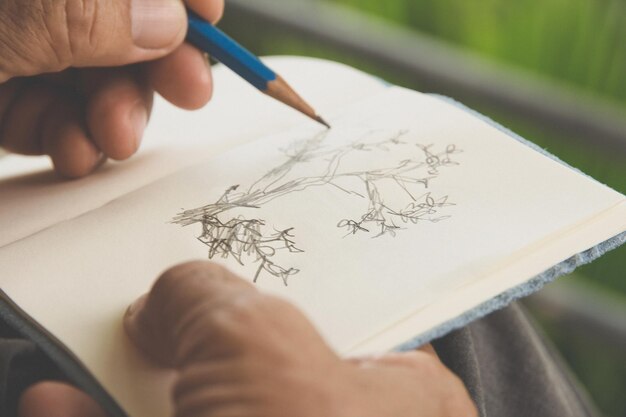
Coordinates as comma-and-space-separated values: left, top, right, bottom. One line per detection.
186, 10, 276, 90
265, 76, 328, 127
185, 9, 329, 128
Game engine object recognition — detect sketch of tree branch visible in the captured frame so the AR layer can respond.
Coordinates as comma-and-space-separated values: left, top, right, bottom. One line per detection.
173, 130, 461, 285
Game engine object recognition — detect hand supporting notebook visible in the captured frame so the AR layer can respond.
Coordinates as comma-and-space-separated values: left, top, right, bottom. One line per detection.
19, 262, 477, 417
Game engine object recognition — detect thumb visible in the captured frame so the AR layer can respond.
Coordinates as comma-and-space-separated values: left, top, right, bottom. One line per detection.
0, 0, 187, 82
123, 261, 257, 367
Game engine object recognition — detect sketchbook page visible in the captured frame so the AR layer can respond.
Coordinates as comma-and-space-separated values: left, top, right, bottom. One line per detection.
350, 199, 626, 354
1, 87, 624, 417
0, 57, 387, 248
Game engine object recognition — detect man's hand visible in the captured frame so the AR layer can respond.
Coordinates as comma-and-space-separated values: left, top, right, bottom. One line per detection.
0, 0, 224, 178
19, 261, 477, 417
125, 262, 478, 417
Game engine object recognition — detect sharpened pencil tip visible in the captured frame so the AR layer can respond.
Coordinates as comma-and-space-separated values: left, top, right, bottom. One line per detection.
315, 115, 331, 129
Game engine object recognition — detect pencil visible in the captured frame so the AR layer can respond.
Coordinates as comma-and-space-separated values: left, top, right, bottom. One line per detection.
186, 10, 330, 129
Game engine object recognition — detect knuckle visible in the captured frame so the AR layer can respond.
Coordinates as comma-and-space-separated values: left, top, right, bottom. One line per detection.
152, 262, 254, 319
208, 294, 287, 341
1, 0, 100, 73
35, 0, 100, 69
405, 353, 445, 376
0, 2, 57, 75
177, 299, 260, 359
59, 0, 99, 59
153, 261, 224, 299
212, 294, 265, 329
155, 262, 194, 287
423, 358, 446, 376
151, 261, 257, 331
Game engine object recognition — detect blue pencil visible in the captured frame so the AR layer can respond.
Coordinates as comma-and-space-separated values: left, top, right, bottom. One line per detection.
186, 10, 330, 128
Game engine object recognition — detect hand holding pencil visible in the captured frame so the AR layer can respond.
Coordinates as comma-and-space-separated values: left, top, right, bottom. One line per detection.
0, 0, 224, 178
186, 9, 330, 128
0, 0, 327, 179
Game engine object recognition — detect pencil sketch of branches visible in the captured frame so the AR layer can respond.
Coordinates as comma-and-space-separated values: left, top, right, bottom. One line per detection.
173, 129, 461, 285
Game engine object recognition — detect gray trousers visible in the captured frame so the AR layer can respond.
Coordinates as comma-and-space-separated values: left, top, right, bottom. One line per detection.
433, 303, 598, 417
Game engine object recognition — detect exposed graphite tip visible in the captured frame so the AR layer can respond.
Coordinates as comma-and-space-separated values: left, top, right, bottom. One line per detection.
315, 115, 331, 129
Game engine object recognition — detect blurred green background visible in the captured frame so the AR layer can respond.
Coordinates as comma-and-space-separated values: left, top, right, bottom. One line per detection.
221, 1, 626, 415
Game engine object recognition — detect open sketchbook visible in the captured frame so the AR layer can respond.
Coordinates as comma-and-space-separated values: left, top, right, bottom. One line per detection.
1, 57, 625, 417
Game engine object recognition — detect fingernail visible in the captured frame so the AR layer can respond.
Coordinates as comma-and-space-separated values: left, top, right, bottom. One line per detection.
201, 53, 212, 85
196, 53, 213, 102
95, 154, 108, 170
131, 0, 186, 49
130, 104, 148, 150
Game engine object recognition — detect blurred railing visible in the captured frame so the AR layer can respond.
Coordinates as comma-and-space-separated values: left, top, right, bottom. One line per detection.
225, 0, 626, 156
222, 0, 626, 347
526, 278, 626, 353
